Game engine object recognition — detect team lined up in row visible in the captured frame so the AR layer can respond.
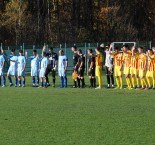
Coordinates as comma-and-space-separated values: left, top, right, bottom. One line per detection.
109, 45, 155, 90
0, 46, 68, 88
71, 44, 155, 90
0, 44, 155, 89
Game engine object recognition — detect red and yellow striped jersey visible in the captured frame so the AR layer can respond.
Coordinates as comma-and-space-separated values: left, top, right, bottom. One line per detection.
122, 51, 132, 67
147, 54, 155, 71
111, 52, 123, 67
131, 53, 139, 69
96, 52, 103, 66
138, 53, 147, 70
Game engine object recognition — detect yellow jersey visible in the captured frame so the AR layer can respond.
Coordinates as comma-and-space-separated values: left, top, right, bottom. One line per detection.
138, 53, 147, 70
147, 54, 155, 71
122, 51, 132, 67
131, 53, 139, 69
111, 52, 123, 67
95, 52, 103, 66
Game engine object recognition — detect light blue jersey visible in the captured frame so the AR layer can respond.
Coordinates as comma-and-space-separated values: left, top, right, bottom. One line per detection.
17, 56, 26, 76
58, 55, 68, 77
28, 56, 40, 76
0, 55, 5, 76
39, 57, 48, 77
28, 56, 39, 68
8, 55, 18, 76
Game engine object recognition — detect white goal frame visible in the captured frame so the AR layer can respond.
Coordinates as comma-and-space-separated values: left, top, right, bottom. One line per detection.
111, 42, 136, 51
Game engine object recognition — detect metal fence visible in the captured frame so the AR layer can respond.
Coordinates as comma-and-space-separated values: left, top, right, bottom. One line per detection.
0, 41, 153, 73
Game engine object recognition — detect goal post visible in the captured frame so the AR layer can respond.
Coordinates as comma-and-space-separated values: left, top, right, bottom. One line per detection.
111, 42, 136, 51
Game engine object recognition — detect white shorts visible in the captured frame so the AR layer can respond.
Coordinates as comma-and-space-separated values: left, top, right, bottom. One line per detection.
17, 68, 25, 76
0, 68, 4, 76
31, 67, 39, 77
58, 68, 66, 77
7, 66, 17, 76
39, 68, 45, 78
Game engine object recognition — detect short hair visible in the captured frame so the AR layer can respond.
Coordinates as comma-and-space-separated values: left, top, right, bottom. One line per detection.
139, 46, 144, 50
19, 50, 23, 53
33, 49, 37, 53
49, 47, 53, 51
88, 49, 93, 53
42, 51, 46, 56
72, 46, 77, 50
148, 49, 153, 52
11, 48, 15, 52
123, 44, 129, 48
78, 49, 82, 54
95, 47, 101, 52
114, 47, 119, 50
60, 49, 64, 53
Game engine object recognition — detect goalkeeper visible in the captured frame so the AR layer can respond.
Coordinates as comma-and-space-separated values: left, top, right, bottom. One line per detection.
104, 45, 114, 88
42, 46, 58, 87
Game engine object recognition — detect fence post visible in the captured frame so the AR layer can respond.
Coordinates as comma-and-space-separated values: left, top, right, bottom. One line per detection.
88, 43, 90, 48
33, 45, 35, 50
65, 42, 66, 54
85, 43, 87, 73
149, 41, 152, 49
23, 43, 25, 54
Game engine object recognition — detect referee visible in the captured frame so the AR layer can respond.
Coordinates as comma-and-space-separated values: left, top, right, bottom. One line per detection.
76, 49, 85, 88
87, 49, 96, 88
42, 46, 58, 87
71, 46, 79, 88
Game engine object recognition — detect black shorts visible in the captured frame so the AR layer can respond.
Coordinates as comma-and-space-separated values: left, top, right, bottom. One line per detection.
88, 68, 95, 77
45, 64, 56, 77
78, 68, 85, 77
105, 66, 114, 75
73, 66, 78, 72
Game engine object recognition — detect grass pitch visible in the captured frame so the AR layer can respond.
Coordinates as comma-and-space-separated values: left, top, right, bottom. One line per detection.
0, 76, 155, 145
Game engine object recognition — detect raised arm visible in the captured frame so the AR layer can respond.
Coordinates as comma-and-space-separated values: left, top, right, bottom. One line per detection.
132, 46, 136, 56
23, 57, 26, 71
1, 56, 5, 71
25, 50, 28, 59
42, 45, 46, 57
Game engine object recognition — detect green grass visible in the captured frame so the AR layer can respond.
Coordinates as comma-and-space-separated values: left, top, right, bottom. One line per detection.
0, 76, 155, 145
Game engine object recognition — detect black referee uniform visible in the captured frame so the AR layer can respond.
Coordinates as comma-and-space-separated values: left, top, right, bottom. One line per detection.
77, 53, 85, 88
88, 54, 96, 88
72, 51, 79, 88
45, 52, 58, 87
